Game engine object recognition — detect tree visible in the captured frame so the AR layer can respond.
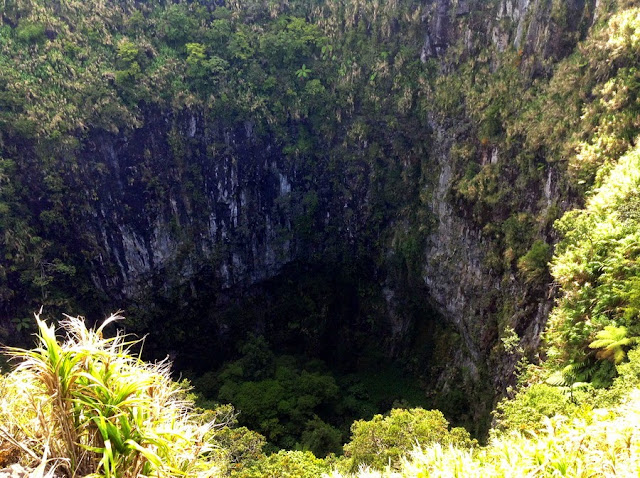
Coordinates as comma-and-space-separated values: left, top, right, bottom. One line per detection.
295, 64, 311, 79
231, 450, 329, 478
186, 42, 207, 66
342, 408, 475, 472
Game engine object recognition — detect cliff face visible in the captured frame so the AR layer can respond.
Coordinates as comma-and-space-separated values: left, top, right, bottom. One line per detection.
0, 0, 602, 430
87, 114, 296, 296
76, 104, 425, 368
420, 0, 596, 414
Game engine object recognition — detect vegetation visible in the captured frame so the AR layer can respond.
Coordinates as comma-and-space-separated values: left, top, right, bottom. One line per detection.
547, 144, 640, 379
4, 314, 640, 477
231, 450, 331, 478
341, 408, 475, 472
3, 0, 640, 476
0, 314, 225, 477
191, 334, 431, 457
329, 387, 640, 477
215, 350, 342, 454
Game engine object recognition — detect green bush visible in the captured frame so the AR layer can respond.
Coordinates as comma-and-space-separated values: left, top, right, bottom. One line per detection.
216, 346, 340, 454
230, 450, 330, 478
594, 346, 640, 406
300, 417, 343, 457
212, 425, 266, 474
15, 22, 46, 44
341, 408, 475, 472
492, 383, 579, 434
517, 240, 552, 284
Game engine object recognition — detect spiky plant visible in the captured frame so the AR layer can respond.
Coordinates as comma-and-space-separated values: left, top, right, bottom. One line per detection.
0, 314, 225, 478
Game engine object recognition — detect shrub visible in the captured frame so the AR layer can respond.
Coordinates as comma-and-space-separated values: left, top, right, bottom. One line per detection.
341, 408, 475, 472
332, 390, 640, 477
517, 240, 552, 284
216, 350, 340, 454
492, 383, 579, 433
15, 22, 46, 44
300, 418, 343, 457
230, 450, 330, 478
0, 314, 227, 477
212, 425, 266, 475
594, 346, 640, 406
548, 144, 640, 368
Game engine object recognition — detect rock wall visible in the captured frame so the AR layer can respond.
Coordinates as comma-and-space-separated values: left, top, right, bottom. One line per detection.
65, 0, 598, 415
419, 0, 596, 411
86, 113, 296, 298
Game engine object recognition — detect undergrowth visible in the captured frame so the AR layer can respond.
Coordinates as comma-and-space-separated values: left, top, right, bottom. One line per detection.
330, 387, 640, 477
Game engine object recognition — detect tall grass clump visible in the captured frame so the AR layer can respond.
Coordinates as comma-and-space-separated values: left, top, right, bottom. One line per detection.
0, 314, 225, 477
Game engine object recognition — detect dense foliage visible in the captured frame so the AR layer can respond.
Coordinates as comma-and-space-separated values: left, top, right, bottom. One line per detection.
4, 319, 640, 477
0, 318, 493, 477
191, 334, 431, 457
332, 388, 640, 477
546, 144, 640, 382
231, 450, 331, 478
3, 0, 640, 476
0, 0, 431, 324
341, 408, 475, 472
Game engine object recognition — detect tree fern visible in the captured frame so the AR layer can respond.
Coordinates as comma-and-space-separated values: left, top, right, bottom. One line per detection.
589, 325, 638, 364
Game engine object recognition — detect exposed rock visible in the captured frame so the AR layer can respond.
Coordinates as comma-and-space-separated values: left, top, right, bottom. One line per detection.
416, 0, 598, 420
456, 0, 470, 16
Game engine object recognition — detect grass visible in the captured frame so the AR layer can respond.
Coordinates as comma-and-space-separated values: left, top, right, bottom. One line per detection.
0, 313, 227, 477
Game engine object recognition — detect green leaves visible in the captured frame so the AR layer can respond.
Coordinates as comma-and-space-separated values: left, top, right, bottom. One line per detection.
589, 325, 638, 364
517, 240, 552, 284
11, 316, 31, 332
15, 22, 46, 45
295, 64, 312, 79
116, 40, 139, 65
548, 145, 640, 371
217, 354, 340, 454
232, 450, 329, 478
342, 408, 475, 472
4, 314, 224, 478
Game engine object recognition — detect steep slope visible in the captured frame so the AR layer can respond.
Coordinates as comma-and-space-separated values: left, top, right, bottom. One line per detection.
419, 0, 640, 424
2, 0, 637, 435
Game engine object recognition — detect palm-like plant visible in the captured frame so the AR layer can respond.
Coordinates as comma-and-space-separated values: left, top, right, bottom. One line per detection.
589, 325, 638, 363
295, 64, 312, 79
546, 361, 592, 387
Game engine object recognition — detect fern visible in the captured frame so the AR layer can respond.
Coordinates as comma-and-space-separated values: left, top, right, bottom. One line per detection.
589, 325, 638, 364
